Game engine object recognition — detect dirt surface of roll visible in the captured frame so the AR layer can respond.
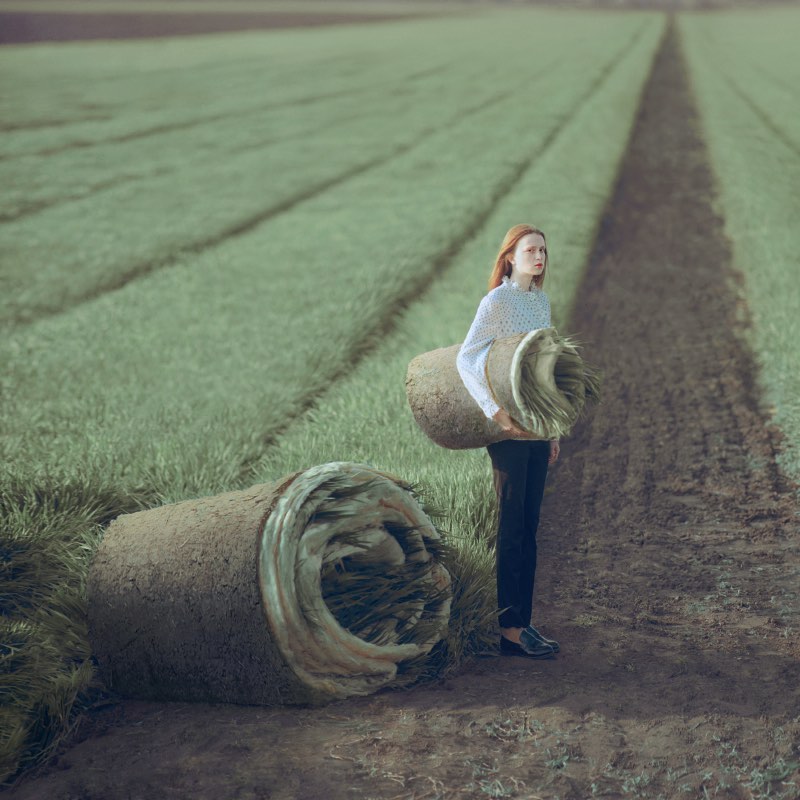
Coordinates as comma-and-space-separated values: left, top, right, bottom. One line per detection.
406, 328, 600, 450
87, 462, 451, 706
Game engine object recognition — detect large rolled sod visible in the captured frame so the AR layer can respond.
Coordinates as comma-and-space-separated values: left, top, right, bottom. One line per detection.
87, 462, 452, 706
406, 328, 601, 449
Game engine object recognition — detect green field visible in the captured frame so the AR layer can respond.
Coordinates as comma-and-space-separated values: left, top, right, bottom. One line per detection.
3, 1, 800, 790
0, 10, 657, 497
679, 7, 800, 482
0, 6, 666, 781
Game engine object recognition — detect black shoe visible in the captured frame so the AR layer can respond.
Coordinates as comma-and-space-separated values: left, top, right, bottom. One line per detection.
499, 634, 555, 659
525, 625, 560, 653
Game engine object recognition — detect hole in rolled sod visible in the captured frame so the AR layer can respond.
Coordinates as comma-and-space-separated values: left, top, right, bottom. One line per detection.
88, 462, 451, 706
264, 463, 452, 698
405, 327, 601, 449
319, 519, 450, 648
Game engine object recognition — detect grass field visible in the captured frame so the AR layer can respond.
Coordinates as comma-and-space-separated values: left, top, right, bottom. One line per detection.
1, 11, 654, 494
4, 2, 800, 795
679, 6, 800, 485
0, 6, 666, 783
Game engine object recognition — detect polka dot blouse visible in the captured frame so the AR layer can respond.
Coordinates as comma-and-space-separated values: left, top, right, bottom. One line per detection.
456, 274, 552, 420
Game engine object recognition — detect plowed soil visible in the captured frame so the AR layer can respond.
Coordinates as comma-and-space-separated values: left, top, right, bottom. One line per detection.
6, 16, 800, 800
0, 9, 437, 44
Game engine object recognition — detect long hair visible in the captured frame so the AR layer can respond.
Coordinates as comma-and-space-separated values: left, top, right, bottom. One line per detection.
487, 224, 548, 292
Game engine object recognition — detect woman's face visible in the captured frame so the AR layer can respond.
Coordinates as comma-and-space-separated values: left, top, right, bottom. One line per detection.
510, 233, 547, 278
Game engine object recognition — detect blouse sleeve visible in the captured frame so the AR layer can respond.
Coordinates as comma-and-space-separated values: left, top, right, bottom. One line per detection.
456, 295, 501, 419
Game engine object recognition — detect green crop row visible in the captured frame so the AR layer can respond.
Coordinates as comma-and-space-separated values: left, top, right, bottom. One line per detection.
0, 14, 649, 326
0, 16, 499, 321
0, 55, 463, 217
679, 8, 800, 486
0, 54, 521, 323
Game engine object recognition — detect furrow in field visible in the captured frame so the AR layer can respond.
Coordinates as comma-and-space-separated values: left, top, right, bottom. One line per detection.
0, 24, 464, 160
2, 98, 380, 222
719, 74, 800, 160
0, 59, 479, 223
2, 17, 650, 327
0, 12, 660, 499
0, 59, 455, 160
745, 58, 800, 103
0, 44, 368, 132
13, 91, 517, 316
0, 57, 491, 221
0, 171, 148, 223
1, 111, 233, 159
0, 112, 114, 133
678, 12, 800, 155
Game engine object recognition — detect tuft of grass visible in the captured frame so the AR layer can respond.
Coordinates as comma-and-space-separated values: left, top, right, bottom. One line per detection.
483, 715, 544, 743
0, 475, 149, 785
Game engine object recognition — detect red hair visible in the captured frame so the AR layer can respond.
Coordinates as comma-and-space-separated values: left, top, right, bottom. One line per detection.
488, 224, 548, 292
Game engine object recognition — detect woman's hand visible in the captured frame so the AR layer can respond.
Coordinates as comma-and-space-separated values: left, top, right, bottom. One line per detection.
549, 439, 560, 464
492, 408, 536, 439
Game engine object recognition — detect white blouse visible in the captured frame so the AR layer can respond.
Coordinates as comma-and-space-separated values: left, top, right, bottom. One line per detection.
456, 274, 552, 420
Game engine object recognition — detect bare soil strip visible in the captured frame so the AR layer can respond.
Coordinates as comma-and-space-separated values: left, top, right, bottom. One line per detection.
6, 16, 800, 800
0, 10, 439, 44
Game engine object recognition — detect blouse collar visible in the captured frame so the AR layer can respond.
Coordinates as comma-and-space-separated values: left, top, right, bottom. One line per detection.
502, 274, 539, 293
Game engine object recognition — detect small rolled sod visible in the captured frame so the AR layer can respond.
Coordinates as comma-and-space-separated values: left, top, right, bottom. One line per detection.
406, 329, 601, 449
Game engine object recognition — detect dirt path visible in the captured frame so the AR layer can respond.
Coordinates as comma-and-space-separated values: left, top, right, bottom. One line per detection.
7, 16, 800, 800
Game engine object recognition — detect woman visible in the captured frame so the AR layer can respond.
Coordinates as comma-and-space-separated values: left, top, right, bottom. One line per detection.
456, 224, 560, 659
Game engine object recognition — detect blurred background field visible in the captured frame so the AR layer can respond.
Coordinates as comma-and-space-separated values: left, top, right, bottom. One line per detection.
0, 0, 454, 44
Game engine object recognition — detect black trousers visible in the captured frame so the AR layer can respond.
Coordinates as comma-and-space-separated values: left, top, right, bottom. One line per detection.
486, 438, 550, 629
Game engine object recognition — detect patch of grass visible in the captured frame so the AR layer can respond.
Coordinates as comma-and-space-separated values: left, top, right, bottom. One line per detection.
466, 760, 526, 799
483, 715, 545, 743
573, 613, 603, 627
587, 727, 800, 800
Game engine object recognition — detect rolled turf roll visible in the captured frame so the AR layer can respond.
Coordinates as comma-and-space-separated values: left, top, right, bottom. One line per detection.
87, 462, 452, 706
405, 328, 601, 450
